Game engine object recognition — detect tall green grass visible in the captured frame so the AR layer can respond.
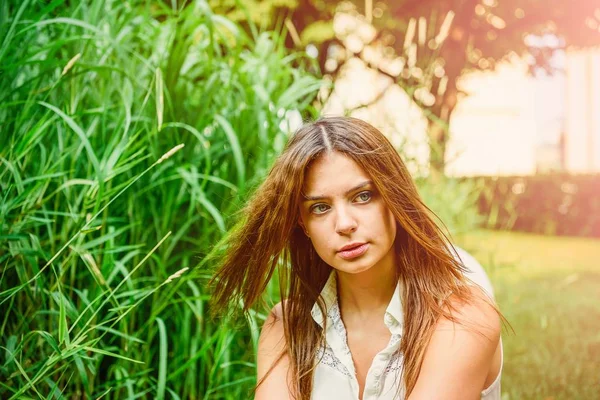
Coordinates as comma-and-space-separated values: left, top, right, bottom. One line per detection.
0, 0, 321, 398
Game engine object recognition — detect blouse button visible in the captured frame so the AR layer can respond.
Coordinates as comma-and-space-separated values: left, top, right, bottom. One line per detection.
384, 314, 394, 325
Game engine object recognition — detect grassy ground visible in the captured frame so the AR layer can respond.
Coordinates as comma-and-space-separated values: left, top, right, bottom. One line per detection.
456, 230, 600, 400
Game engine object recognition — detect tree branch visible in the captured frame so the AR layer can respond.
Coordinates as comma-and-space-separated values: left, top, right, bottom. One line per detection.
344, 82, 395, 114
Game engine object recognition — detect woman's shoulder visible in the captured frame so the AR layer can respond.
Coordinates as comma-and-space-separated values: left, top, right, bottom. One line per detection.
256, 301, 295, 399
259, 301, 286, 347
443, 285, 501, 335
410, 285, 501, 398
258, 300, 295, 362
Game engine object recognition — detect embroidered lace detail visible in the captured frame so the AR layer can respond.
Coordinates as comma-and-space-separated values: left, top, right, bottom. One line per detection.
327, 301, 352, 353
317, 289, 405, 381
315, 343, 353, 378
384, 347, 403, 374
389, 333, 401, 347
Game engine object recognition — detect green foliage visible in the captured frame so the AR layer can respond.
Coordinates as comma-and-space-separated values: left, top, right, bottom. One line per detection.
416, 176, 484, 237
299, 19, 335, 45
0, 0, 320, 398
474, 174, 600, 237
209, 0, 299, 26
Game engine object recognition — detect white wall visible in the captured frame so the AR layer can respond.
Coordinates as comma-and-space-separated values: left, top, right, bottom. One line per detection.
446, 59, 539, 177
565, 48, 600, 173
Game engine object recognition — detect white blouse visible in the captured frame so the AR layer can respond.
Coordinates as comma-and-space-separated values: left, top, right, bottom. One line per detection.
310, 246, 502, 400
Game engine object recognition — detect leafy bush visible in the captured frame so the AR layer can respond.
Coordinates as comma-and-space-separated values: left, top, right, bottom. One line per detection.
0, 0, 320, 398
416, 176, 484, 237
474, 174, 600, 237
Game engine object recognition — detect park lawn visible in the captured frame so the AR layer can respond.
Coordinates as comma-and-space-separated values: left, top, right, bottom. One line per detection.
455, 229, 600, 400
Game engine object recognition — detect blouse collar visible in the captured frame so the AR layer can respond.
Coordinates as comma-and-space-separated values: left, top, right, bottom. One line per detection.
310, 271, 404, 336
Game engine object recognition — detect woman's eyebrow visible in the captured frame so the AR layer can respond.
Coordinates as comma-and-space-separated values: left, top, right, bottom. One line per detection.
301, 180, 373, 202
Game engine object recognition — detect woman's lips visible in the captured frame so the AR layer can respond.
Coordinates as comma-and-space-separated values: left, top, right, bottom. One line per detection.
338, 243, 369, 260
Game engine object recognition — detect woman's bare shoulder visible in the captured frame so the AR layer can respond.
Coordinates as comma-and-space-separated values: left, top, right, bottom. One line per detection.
258, 301, 286, 357
260, 300, 288, 336
409, 286, 501, 400
255, 301, 294, 400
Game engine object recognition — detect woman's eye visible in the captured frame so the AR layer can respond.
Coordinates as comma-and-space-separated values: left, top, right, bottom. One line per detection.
355, 191, 372, 202
311, 204, 329, 214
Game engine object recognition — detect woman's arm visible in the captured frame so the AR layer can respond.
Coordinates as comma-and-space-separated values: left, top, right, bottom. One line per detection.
255, 302, 295, 400
408, 287, 502, 400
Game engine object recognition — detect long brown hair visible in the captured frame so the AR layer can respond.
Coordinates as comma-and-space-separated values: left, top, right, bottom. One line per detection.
210, 116, 480, 398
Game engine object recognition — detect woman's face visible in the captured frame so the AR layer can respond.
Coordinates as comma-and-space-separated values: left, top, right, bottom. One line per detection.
298, 151, 397, 275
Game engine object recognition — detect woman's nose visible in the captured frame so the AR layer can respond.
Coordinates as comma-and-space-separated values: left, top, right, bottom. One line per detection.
334, 206, 358, 235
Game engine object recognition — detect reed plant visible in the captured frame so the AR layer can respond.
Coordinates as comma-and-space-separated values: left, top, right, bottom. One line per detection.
0, 0, 321, 398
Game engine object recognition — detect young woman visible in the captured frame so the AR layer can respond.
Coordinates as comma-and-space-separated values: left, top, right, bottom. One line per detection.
211, 116, 503, 400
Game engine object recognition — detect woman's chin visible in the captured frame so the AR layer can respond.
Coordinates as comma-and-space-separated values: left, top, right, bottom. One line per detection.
332, 261, 374, 275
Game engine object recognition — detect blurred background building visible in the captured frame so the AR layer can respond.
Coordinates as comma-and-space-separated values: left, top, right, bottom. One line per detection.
449, 46, 600, 177
565, 48, 600, 174
324, 44, 600, 178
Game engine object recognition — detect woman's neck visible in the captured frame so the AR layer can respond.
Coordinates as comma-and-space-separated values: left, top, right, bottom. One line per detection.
336, 249, 398, 323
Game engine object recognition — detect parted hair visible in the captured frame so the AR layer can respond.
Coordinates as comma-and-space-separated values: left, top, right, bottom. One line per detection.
210, 116, 478, 398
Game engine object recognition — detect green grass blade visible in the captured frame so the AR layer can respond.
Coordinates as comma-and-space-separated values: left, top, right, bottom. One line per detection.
38, 101, 101, 176
82, 346, 144, 364
0, 0, 32, 64
156, 317, 167, 400
214, 115, 245, 190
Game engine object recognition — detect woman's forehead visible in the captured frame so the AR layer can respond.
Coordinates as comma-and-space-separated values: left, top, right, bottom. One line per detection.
302, 152, 371, 196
